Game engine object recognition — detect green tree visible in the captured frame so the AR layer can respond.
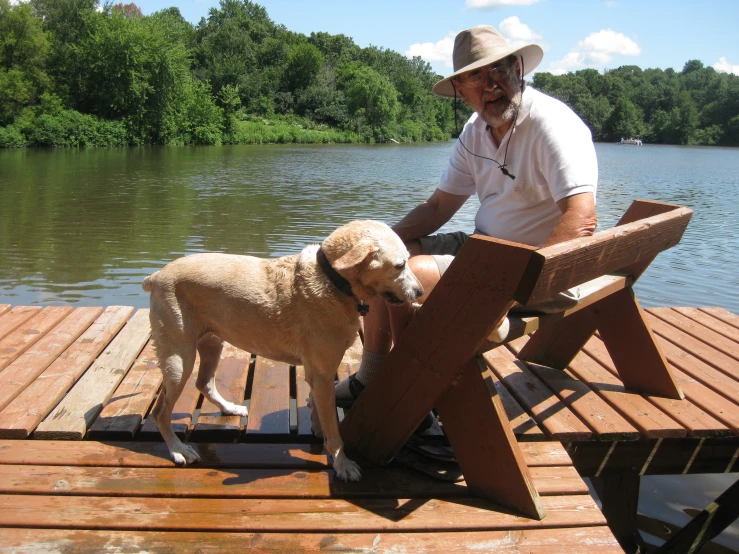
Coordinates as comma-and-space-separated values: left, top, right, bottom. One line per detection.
194, 0, 281, 110
72, 8, 197, 143
0, 0, 49, 124
282, 43, 324, 92
30, 0, 98, 107
603, 97, 643, 141
338, 62, 398, 136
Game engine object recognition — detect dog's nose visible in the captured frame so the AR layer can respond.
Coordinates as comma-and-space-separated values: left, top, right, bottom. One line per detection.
414, 287, 424, 299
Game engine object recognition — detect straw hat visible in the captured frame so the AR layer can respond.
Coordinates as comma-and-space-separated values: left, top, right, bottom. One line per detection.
432, 25, 543, 98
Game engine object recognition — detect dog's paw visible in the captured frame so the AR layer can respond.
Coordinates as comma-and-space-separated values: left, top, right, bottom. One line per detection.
334, 456, 362, 482
221, 402, 248, 417
171, 444, 201, 466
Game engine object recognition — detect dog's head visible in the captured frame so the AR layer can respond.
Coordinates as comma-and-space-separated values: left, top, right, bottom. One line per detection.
323, 220, 423, 305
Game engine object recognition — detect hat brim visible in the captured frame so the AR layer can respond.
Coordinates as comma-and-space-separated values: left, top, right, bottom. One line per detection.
431, 43, 544, 98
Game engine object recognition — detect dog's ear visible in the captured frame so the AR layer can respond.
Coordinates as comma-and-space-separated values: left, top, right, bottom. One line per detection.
332, 241, 379, 271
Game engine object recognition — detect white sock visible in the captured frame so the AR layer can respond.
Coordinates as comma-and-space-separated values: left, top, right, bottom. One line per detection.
355, 349, 386, 386
489, 317, 510, 343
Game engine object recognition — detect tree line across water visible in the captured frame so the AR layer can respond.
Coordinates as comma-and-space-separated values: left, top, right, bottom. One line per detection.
2, 0, 738, 148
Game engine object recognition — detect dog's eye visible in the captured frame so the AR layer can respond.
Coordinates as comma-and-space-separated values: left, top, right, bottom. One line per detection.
394, 261, 406, 270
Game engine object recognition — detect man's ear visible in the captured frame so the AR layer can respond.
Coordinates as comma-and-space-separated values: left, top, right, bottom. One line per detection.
332, 241, 378, 272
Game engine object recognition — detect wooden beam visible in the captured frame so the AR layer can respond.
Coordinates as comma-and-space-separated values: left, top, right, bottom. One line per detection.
616, 199, 690, 281
593, 288, 683, 399
517, 205, 692, 305
434, 356, 546, 520
516, 307, 597, 370
593, 472, 644, 554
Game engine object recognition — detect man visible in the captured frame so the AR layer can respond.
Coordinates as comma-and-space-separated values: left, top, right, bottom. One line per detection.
336, 25, 598, 407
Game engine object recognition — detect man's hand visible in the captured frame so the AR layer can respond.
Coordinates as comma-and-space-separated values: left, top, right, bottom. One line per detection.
392, 188, 469, 245
541, 192, 597, 247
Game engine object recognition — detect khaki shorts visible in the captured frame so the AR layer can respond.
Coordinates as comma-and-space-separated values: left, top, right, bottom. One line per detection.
418, 231, 580, 315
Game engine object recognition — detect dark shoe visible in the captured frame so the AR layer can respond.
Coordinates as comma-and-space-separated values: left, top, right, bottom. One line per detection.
335, 373, 365, 409
336, 374, 435, 433
414, 411, 436, 434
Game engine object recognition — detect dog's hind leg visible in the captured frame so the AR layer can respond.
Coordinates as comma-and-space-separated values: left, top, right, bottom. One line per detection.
195, 333, 248, 417
152, 343, 200, 465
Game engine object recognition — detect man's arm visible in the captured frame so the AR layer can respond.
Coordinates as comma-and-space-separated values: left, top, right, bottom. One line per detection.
540, 192, 597, 247
392, 188, 469, 244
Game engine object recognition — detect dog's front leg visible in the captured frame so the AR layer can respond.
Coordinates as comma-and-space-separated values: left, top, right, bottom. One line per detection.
307, 369, 362, 482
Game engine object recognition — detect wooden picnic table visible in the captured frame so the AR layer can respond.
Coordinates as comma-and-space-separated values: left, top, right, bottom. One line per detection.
0, 302, 737, 552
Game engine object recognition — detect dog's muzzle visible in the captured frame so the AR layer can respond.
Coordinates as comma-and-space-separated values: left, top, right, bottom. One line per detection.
382, 291, 405, 305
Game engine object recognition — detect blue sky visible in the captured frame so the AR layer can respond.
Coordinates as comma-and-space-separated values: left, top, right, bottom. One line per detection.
139, 0, 739, 77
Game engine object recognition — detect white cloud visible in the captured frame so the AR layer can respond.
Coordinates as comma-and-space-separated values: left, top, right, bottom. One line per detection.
604, 1, 618, 7
714, 57, 739, 75
406, 32, 457, 68
466, 0, 541, 8
546, 29, 641, 75
499, 16, 542, 49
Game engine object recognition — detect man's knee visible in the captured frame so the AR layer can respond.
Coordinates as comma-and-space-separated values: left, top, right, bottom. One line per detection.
408, 255, 441, 303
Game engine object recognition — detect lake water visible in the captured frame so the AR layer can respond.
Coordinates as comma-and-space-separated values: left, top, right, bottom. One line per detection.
1, 141, 738, 550
1, 142, 738, 313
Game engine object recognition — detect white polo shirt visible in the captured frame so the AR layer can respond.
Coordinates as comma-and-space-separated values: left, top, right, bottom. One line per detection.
439, 87, 598, 247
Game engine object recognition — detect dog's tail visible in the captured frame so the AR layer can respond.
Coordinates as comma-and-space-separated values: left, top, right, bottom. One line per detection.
142, 271, 159, 293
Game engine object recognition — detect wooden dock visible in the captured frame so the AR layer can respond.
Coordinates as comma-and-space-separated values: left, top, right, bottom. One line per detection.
0, 303, 738, 552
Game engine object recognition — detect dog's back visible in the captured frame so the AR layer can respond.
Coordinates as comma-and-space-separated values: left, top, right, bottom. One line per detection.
143, 251, 355, 365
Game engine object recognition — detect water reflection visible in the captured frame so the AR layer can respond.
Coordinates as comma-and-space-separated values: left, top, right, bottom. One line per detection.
1, 142, 738, 313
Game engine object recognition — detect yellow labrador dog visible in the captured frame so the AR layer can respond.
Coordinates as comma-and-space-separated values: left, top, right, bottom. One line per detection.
142, 220, 423, 481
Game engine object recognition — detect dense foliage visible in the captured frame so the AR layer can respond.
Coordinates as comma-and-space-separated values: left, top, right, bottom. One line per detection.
0, 0, 460, 146
533, 63, 739, 146
1, 0, 737, 147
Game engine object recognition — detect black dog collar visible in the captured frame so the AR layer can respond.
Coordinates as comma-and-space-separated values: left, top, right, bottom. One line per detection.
316, 247, 370, 316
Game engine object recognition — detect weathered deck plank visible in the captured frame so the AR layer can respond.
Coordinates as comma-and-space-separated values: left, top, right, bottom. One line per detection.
0, 305, 41, 341
0, 464, 588, 497
651, 307, 739, 362
88, 340, 161, 440
508, 337, 641, 441
0, 306, 133, 439
295, 365, 315, 439
0, 494, 607, 532
0, 306, 73, 372
699, 306, 739, 330
0, 439, 573, 468
584, 335, 733, 437
585, 335, 739, 434
483, 346, 594, 441
34, 309, 150, 440
646, 310, 739, 380
245, 356, 291, 440
565, 349, 685, 438
0, 307, 102, 412
191, 342, 250, 441
0, 527, 624, 553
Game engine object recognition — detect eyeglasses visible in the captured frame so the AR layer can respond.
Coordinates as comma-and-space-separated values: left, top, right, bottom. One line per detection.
457, 63, 514, 89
